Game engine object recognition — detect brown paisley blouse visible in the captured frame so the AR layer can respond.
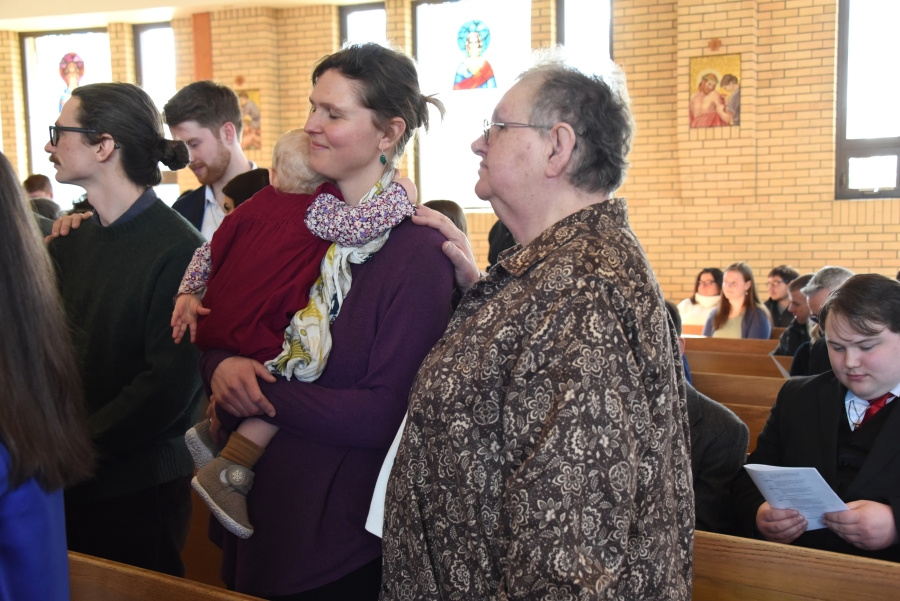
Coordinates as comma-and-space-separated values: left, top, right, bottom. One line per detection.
381, 198, 694, 600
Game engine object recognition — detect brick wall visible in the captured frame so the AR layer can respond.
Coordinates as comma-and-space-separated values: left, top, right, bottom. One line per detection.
615, 0, 898, 304
0, 30, 27, 176
532, 0, 557, 48
108, 23, 135, 84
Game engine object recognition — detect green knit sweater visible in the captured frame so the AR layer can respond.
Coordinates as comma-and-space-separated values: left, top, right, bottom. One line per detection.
49, 199, 204, 501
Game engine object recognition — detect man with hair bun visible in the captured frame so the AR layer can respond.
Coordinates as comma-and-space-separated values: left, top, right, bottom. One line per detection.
45, 82, 204, 576
733, 273, 900, 562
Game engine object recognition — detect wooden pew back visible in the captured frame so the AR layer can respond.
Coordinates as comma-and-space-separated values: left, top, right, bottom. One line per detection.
691, 372, 783, 408
719, 402, 770, 452
686, 350, 786, 378
693, 531, 900, 600
685, 337, 778, 355
69, 552, 262, 600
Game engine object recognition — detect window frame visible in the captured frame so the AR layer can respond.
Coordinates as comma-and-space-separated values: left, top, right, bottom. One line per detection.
834, 0, 900, 200
556, 0, 614, 59
339, 2, 387, 46
19, 27, 108, 175
133, 22, 172, 89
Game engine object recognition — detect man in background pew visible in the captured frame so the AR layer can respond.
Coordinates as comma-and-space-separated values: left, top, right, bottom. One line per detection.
791, 266, 853, 376
733, 274, 900, 561
666, 302, 749, 533
773, 273, 813, 356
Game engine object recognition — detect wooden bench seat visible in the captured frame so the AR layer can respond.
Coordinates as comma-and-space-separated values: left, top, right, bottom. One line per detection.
691, 372, 784, 408
682, 326, 786, 340
685, 337, 778, 355
719, 402, 771, 452
69, 552, 262, 601
693, 530, 900, 600
686, 350, 787, 378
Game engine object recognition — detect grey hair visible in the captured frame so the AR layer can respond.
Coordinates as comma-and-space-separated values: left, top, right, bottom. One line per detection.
801, 266, 854, 297
518, 50, 634, 194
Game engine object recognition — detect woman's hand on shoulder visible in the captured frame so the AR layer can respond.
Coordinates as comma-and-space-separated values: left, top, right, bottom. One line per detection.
44, 212, 92, 243
411, 205, 482, 292
210, 356, 278, 418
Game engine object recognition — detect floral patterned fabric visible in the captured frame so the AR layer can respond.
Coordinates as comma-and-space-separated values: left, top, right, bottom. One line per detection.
381, 198, 694, 601
178, 241, 212, 296
306, 181, 415, 246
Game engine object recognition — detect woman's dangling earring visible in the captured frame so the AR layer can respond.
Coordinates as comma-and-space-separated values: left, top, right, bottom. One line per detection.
380, 151, 387, 165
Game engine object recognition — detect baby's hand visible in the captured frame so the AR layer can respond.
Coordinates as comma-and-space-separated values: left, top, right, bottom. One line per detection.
393, 176, 418, 205
171, 293, 210, 344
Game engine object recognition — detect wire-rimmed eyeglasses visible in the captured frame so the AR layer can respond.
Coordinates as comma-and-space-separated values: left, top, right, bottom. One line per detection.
483, 119, 551, 144
49, 125, 119, 149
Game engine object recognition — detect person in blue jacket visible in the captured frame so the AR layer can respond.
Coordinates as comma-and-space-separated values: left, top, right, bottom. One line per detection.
0, 151, 94, 601
703, 261, 772, 339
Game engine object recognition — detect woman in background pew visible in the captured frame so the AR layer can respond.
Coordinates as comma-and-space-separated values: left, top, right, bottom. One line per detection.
677, 267, 723, 327
703, 261, 772, 339
0, 152, 95, 601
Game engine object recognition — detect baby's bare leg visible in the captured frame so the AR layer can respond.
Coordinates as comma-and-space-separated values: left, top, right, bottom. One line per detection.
235, 417, 280, 449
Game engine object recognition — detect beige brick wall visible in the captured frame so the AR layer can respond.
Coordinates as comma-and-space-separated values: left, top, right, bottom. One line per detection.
532, 0, 557, 48
0, 30, 27, 177
212, 8, 280, 169
615, 0, 898, 304
108, 23, 136, 84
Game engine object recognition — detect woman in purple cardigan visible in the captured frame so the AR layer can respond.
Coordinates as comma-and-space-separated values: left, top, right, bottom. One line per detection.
203, 44, 453, 600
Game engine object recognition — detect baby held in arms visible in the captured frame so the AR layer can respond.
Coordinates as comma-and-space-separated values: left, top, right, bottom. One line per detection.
170, 129, 416, 538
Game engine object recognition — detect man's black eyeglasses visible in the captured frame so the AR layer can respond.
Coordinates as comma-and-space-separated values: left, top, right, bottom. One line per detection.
49, 125, 119, 148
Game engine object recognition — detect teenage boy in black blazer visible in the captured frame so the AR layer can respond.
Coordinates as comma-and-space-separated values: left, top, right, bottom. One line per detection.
733, 274, 900, 562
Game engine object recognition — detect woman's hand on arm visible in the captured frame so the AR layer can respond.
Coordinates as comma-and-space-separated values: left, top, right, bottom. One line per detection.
44, 212, 92, 242
210, 356, 277, 418
411, 205, 481, 292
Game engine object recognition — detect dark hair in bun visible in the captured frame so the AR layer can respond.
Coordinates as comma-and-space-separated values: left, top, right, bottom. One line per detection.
72, 83, 189, 187
159, 139, 190, 171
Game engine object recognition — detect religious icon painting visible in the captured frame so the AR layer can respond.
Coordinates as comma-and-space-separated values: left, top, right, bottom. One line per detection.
237, 89, 262, 151
453, 20, 497, 90
689, 54, 741, 128
59, 52, 85, 112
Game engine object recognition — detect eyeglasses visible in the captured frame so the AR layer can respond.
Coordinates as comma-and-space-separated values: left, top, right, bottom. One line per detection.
698, 280, 717, 287
767, 279, 786, 286
483, 119, 551, 143
49, 125, 119, 148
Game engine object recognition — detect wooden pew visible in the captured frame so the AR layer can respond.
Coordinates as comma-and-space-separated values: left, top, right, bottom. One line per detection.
685, 350, 786, 378
69, 552, 262, 601
182, 489, 226, 587
771, 327, 786, 340
693, 531, 900, 600
691, 372, 784, 408
685, 337, 778, 355
719, 403, 771, 452
683, 324, 705, 336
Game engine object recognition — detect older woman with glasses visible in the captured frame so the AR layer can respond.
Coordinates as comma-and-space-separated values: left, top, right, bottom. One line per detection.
703, 262, 772, 339
677, 267, 724, 327
383, 58, 693, 600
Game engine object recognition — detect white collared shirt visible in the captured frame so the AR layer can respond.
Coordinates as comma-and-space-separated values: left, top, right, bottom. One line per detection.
199, 185, 225, 241
199, 162, 257, 240
844, 382, 900, 431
